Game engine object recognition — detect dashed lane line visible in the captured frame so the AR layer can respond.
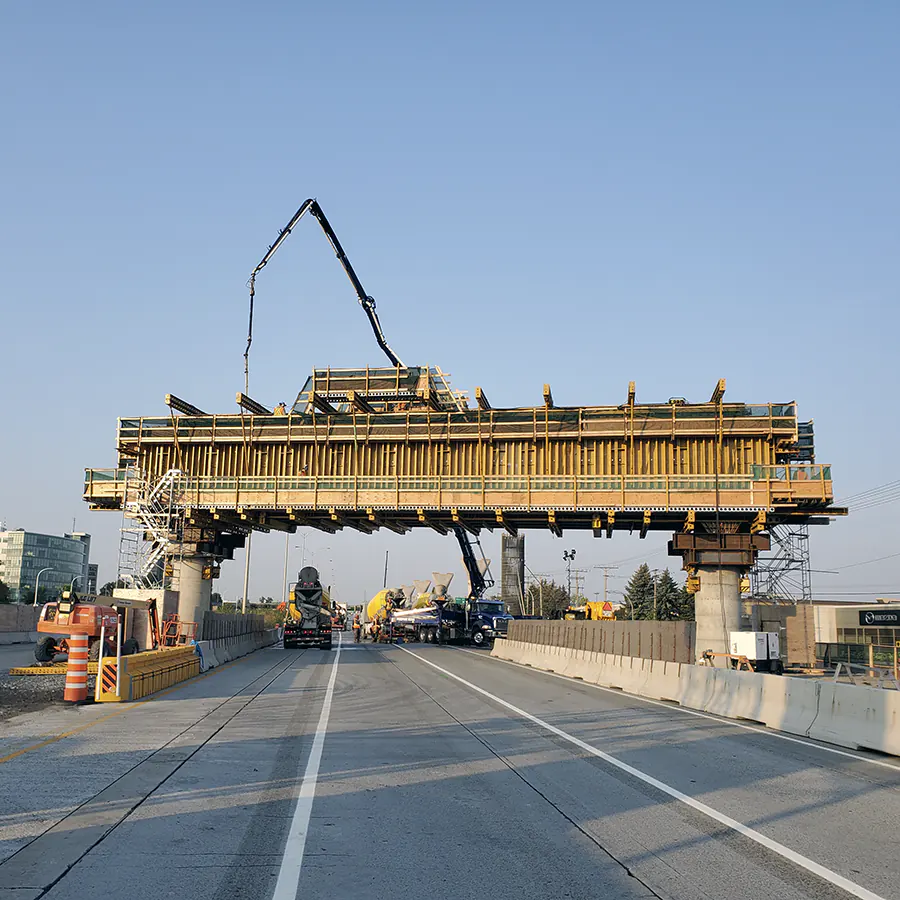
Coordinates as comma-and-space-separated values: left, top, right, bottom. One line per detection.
271, 632, 342, 900
399, 645, 887, 900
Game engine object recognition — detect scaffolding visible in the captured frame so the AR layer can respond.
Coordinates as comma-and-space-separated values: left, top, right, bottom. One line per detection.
749, 524, 812, 604
116, 467, 185, 589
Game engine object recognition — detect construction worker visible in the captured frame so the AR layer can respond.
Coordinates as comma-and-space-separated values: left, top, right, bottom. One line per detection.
274, 401, 287, 415
352, 613, 362, 643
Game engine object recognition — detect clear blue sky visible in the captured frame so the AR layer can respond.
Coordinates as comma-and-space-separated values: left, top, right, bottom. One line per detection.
1, 2, 897, 606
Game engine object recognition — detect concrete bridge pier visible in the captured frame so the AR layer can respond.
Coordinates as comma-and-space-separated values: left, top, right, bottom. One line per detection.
174, 553, 213, 630
693, 566, 742, 665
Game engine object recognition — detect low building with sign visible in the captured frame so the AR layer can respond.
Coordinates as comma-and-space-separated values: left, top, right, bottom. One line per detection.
814, 600, 900, 645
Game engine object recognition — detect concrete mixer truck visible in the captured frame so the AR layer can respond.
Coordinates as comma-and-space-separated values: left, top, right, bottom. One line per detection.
367, 574, 512, 646
284, 566, 333, 650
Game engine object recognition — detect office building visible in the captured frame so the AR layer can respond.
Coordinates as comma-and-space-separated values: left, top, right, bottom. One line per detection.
0, 530, 92, 603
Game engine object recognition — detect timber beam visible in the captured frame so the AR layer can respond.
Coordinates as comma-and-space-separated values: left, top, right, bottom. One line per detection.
640, 510, 651, 539
368, 508, 410, 535
475, 387, 491, 410
548, 510, 562, 538
330, 508, 376, 534
210, 509, 271, 534
257, 515, 296, 534
543, 384, 554, 408
312, 392, 337, 415
237, 508, 272, 532
495, 509, 517, 537
419, 388, 442, 412
347, 390, 376, 414
418, 510, 448, 534
165, 393, 207, 416
236, 392, 272, 416
451, 509, 480, 536
285, 508, 340, 533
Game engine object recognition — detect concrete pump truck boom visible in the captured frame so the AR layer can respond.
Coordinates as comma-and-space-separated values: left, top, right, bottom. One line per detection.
245, 198, 509, 630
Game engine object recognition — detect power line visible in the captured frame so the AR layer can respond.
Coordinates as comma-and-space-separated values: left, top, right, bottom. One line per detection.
833, 551, 900, 571
836, 479, 900, 505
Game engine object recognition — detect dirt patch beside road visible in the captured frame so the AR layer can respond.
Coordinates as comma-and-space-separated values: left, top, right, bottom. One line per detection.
0, 672, 97, 721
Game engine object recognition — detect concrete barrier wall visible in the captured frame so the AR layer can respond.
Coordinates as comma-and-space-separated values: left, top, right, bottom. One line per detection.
201, 611, 268, 641
0, 605, 41, 638
196, 627, 280, 670
507, 619, 695, 664
493, 637, 900, 757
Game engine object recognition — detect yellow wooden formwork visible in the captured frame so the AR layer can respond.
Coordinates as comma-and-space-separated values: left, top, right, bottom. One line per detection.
84, 368, 842, 534
96, 646, 200, 702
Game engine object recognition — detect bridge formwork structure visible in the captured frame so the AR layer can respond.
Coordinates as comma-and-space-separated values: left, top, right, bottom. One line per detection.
84, 367, 844, 661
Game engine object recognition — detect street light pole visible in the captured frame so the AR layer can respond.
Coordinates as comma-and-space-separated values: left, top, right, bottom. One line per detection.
563, 549, 576, 601
524, 564, 544, 617
33, 568, 55, 606
281, 533, 290, 608
241, 533, 252, 615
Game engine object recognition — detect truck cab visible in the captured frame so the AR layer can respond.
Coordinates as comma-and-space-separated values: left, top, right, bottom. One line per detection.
465, 600, 513, 646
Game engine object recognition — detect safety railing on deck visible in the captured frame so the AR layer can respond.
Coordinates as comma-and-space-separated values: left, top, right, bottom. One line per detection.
86, 465, 834, 510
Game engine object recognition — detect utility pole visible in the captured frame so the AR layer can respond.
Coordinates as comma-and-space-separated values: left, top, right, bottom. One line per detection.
383, 550, 389, 588
573, 570, 586, 603
593, 565, 619, 603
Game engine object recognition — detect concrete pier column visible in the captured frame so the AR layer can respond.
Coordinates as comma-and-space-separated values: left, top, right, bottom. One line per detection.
175, 555, 213, 630
694, 567, 742, 665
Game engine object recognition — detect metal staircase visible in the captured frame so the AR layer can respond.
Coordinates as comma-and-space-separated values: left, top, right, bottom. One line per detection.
116, 468, 185, 588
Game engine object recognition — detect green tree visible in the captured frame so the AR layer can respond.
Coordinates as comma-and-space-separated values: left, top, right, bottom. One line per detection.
654, 569, 688, 620
623, 564, 655, 619
0, 580, 11, 604
99, 580, 125, 596
211, 592, 223, 607
622, 565, 694, 620
524, 579, 570, 618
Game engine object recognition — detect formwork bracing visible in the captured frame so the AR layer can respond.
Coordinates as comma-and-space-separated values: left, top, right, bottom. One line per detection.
85, 367, 843, 539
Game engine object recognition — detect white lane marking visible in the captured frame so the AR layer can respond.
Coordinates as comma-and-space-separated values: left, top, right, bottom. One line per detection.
272, 633, 341, 900
456, 648, 900, 773
399, 645, 887, 900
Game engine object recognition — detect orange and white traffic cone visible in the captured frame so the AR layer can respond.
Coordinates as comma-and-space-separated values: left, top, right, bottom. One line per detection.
64, 633, 89, 703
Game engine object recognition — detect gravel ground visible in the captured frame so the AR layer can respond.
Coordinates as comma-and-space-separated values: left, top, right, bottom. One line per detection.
0, 672, 97, 721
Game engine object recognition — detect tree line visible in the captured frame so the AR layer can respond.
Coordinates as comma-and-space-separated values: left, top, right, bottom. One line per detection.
514, 563, 693, 620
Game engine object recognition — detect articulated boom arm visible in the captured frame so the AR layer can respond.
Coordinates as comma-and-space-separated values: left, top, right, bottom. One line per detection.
453, 525, 495, 602
245, 199, 404, 373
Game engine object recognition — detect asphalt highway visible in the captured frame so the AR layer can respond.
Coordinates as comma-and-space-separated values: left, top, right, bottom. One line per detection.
0, 637, 898, 900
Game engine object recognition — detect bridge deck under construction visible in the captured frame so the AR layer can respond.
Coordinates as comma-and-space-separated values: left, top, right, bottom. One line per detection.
84, 366, 841, 536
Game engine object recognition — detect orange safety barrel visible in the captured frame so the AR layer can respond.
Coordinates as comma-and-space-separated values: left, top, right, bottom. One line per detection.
64, 633, 90, 703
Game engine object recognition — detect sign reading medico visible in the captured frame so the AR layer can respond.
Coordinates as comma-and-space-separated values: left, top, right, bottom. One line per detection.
859, 609, 900, 627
